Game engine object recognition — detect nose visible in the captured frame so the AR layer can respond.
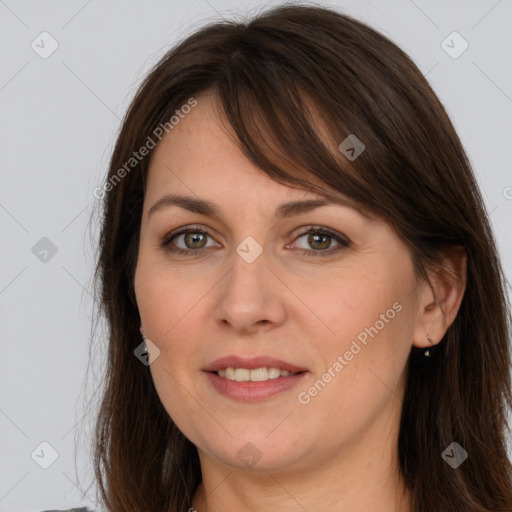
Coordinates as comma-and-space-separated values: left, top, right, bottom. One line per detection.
213, 247, 287, 334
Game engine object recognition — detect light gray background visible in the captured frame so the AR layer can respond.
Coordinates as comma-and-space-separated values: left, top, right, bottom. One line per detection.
1, 1, 511, 511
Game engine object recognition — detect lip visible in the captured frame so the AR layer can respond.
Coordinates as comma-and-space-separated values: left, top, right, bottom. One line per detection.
204, 371, 308, 402
203, 355, 307, 373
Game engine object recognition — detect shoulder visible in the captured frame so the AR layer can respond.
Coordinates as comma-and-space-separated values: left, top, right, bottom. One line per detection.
40, 508, 94, 512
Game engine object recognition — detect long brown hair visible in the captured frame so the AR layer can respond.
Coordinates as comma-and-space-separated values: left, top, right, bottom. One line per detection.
90, 4, 512, 511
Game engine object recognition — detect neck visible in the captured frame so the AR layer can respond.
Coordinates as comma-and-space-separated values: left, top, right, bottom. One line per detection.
191, 403, 411, 512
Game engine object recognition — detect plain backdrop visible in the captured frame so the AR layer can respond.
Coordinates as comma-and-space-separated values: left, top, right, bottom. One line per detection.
1, 1, 511, 511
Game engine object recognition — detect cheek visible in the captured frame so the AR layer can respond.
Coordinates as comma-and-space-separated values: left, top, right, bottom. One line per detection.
294, 302, 412, 447
134, 253, 204, 339
298, 267, 414, 403
294, 265, 406, 348
134, 258, 208, 423
143, 312, 204, 439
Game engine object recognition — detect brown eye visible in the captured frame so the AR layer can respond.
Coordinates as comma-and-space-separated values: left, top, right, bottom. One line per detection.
161, 226, 218, 256
292, 227, 350, 257
307, 232, 332, 251
182, 231, 208, 249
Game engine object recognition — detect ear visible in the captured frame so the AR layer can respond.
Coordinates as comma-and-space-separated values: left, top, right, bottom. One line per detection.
412, 246, 467, 349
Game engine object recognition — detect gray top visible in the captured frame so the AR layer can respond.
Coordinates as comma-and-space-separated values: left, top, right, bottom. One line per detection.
41, 508, 93, 512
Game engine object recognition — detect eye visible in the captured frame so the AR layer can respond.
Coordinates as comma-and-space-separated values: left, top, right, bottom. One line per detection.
160, 225, 350, 258
289, 227, 350, 257
161, 225, 219, 256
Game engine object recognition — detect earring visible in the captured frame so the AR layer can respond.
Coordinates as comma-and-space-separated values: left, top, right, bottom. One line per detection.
424, 333, 434, 357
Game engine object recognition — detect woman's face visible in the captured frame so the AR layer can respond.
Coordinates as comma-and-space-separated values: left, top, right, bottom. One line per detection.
134, 92, 426, 473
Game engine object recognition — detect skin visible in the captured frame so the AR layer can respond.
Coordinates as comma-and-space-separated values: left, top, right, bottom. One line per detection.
134, 91, 466, 512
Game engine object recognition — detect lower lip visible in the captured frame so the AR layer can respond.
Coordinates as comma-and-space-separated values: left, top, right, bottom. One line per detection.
204, 371, 308, 402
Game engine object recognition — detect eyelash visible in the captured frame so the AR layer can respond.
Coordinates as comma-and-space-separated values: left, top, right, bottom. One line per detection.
160, 224, 350, 258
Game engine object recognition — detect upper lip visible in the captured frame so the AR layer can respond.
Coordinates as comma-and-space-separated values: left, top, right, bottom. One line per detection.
203, 356, 308, 373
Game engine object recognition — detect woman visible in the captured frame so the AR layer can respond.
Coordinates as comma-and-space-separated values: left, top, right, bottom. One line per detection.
76, 4, 512, 512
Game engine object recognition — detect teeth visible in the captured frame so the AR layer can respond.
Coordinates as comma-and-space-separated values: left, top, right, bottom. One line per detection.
216, 367, 296, 381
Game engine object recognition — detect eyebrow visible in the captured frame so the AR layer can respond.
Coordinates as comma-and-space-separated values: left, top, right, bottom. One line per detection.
147, 193, 366, 220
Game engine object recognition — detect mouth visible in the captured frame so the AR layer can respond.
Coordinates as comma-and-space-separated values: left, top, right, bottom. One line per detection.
211, 367, 306, 382
204, 366, 308, 402
203, 355, 308, 391
204, 356, 307, 378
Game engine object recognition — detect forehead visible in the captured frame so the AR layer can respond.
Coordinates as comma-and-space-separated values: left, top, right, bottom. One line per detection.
143, 91, 375, 226
146, 93, 263, 188
146, 93, 351, 203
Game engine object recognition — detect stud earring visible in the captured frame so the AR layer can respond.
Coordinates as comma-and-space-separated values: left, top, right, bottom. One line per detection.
424, 333, 434, 357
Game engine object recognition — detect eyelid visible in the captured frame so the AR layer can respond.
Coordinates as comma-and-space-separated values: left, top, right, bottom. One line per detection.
290, 225, 350, 246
